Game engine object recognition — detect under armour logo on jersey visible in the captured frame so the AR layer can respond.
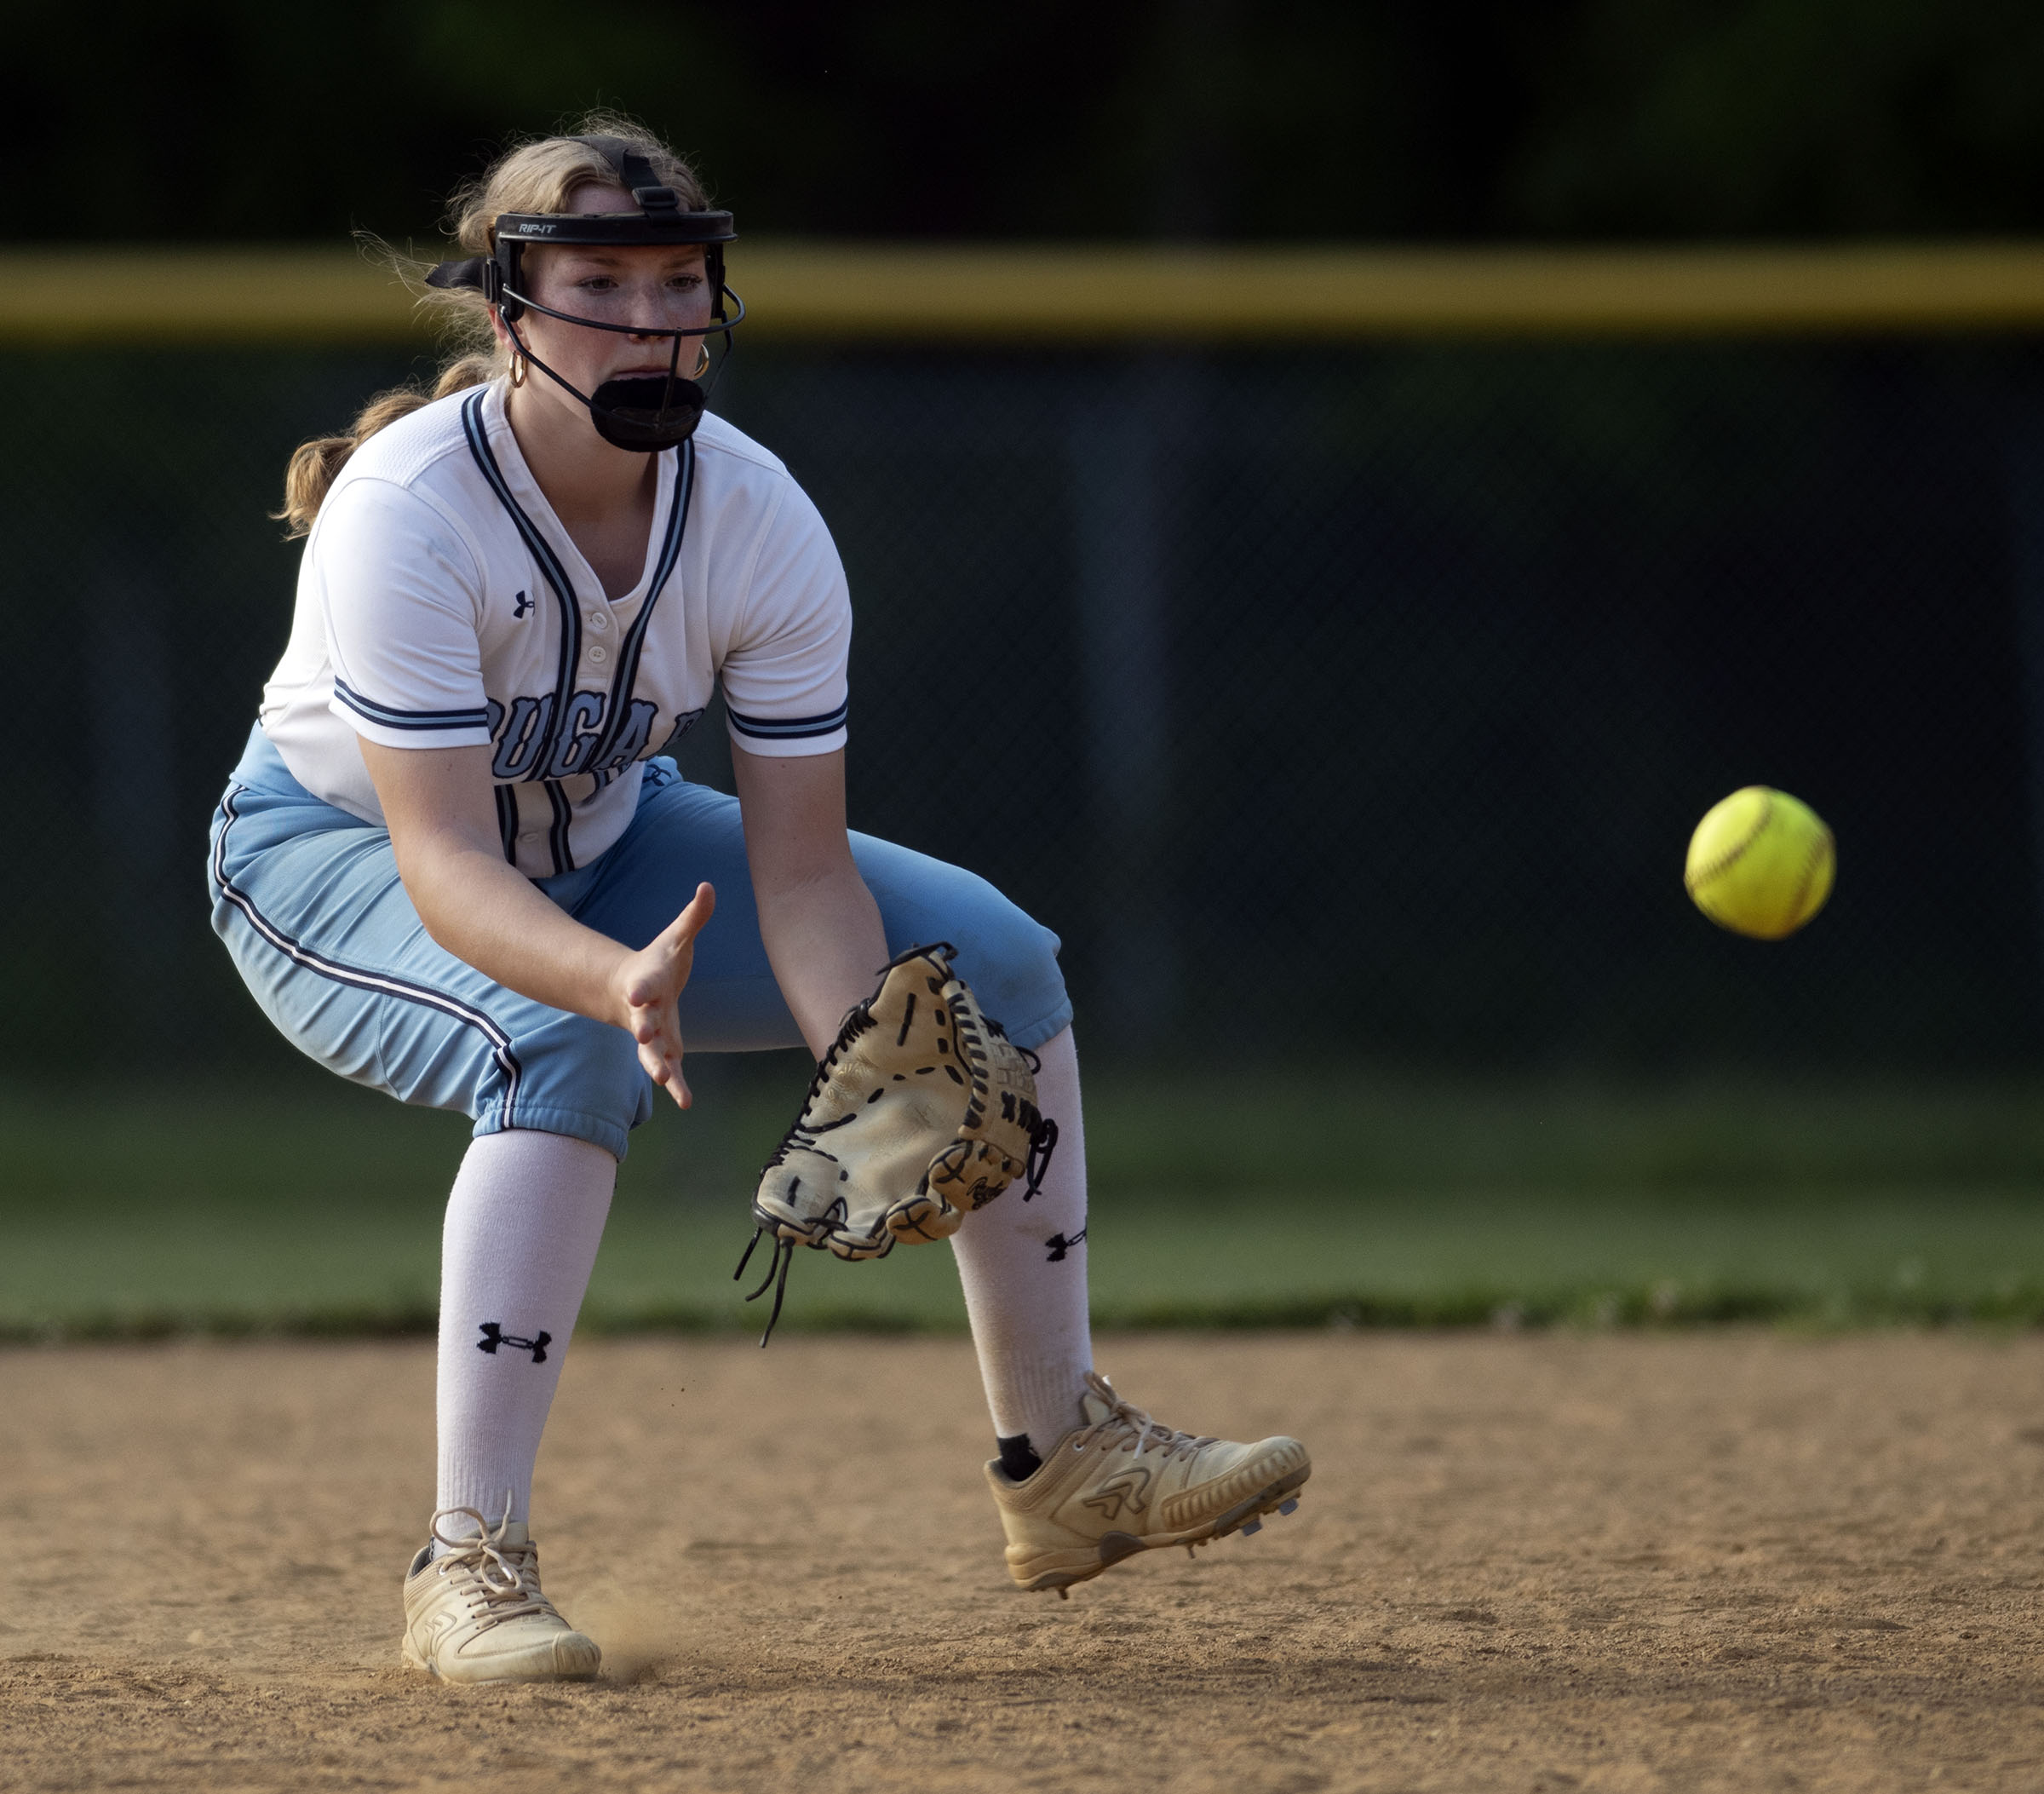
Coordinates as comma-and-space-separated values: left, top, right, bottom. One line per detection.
511, 589, 533, 619
476, 1322, 550, 1362
1045, 1228, 1087, 1262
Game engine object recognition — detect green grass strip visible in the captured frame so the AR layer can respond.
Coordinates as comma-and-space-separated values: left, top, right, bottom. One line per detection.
7, 1071, 2044, 1337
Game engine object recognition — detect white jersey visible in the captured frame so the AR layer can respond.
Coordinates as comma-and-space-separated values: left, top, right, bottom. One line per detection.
260, 381, 851, 877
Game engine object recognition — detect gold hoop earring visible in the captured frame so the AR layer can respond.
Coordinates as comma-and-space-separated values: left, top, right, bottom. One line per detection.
692, 342, 712, 380
508, 349, 528, 389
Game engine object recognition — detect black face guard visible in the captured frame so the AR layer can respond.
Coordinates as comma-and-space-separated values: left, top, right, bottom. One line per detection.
425, 137, 743, 452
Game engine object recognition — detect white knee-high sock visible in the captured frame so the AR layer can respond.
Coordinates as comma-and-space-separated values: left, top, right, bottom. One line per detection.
950, 1026, 1094, 1461
433, 1129, 615, 1543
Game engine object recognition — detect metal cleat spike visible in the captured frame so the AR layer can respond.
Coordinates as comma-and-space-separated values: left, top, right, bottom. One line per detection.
1240, 1518, 1263, 1537
1278, 1499, 1300, 1515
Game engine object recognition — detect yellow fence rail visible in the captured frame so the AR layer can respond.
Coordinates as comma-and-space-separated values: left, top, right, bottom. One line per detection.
5, 242, 2044, 344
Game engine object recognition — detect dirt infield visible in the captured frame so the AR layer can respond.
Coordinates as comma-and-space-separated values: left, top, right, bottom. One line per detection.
4, 1332, 2042, 1792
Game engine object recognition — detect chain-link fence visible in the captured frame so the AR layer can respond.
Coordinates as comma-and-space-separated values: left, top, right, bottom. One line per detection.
7, 336, 2042, 1078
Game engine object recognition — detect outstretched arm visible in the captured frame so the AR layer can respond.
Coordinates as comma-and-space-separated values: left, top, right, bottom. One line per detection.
357, 739, 714, 1108
730, 745, 888, 1059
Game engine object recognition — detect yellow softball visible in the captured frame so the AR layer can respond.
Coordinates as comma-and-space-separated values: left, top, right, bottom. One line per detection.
1684, 787, 1834, 940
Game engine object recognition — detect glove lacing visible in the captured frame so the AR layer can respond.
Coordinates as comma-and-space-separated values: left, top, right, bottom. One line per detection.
1071, 1372, 1218, 1463
733, 1226, 797, 1347
990, 1028, 1059, 1203
426, 1504, 554, 1633
733, 973, 881, 1346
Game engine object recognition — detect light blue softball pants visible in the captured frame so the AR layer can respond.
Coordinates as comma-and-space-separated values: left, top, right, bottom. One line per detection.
208, 726, 1071, 1160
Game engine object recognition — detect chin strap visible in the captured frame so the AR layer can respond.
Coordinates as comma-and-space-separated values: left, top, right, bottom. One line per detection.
491, 283, 721, 452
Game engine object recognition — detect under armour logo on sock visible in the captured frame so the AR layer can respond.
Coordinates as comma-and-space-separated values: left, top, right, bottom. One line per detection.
477, 1322, 551, 1362
1044, 1228, 1086, 1262
512, 590, 533, 619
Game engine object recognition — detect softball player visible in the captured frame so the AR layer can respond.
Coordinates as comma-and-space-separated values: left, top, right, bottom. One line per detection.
210, 119, 1310, 1684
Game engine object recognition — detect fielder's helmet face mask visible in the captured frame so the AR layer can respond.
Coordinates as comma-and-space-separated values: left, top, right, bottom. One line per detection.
426, 135, 744, 452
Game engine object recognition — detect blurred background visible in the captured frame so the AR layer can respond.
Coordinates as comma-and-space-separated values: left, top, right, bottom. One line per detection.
9, 0, 2044, 1337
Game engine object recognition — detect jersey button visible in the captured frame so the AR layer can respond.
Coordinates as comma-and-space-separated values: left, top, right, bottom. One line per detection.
518, 831, 541, 844
587, 612, 610, 630
588, 645, 610, 664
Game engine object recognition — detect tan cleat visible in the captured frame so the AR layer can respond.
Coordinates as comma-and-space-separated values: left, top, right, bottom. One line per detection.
985, 1371, 1311, 1595
399, 1506, 601, 1685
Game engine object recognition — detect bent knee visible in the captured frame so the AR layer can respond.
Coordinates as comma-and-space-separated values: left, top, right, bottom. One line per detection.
946, 892, 1070, 1051
478, 1009, 652, 1161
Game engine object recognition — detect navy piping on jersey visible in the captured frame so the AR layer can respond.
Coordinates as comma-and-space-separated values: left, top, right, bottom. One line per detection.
494, 785, 519, 864
210, 785, 525, 1125
726, 700, 851, 741
587, 438, 695, 774
461, 390, 580, 781
462, 389, 703, 879
544, 780, 576, 874
334, 678, 491, 733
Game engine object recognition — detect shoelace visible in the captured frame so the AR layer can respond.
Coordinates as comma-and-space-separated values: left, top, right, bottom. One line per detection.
428, 1504, 554, 1631
1074, 1371, 1217, 1463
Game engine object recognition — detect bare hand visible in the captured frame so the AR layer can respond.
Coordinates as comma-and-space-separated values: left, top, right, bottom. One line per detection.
614, 883, 715, 1108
